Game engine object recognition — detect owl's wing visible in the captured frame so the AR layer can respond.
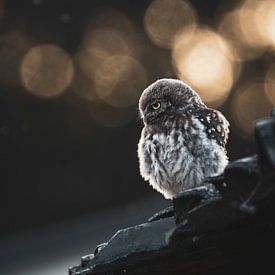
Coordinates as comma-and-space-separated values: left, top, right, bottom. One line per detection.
194, 108, 229, 147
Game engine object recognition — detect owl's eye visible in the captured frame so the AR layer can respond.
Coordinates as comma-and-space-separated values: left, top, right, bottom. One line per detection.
152, 102, 161, 110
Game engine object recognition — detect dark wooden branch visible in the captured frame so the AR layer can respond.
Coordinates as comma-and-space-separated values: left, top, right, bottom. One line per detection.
69, 108, 275, 275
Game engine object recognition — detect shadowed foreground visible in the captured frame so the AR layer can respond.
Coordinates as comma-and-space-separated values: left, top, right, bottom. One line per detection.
70, 109, 275, 275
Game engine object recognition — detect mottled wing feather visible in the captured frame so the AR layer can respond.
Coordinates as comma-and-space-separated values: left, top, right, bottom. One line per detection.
194, 108, 229, 147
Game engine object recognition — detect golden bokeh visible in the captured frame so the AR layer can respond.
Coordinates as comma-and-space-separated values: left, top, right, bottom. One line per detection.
264, 63, 275, 105
218, 0, 275, 61
236, 1, 267, 47
94, 55, 147, 108
70, 63, 98, 102
20, 44, 74, 99
254, 0, 275, 51
172, 26, 240, 107
218, 9, 264, 61
144, 0, 197, 49
74, 10, 144, 104
231, 82, 273, 136
77, 28, 131, 80
88, 10, 142, 58
0, 31, 32, 87
90, 9, 135, 34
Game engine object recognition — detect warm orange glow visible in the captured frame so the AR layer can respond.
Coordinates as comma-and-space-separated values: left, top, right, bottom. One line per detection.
90, 9, 135, 34
264, 63, 275, 105
218, 9, 265, 61
0, 31, 32, 87
231, 82, 272, 136
20, 44, 74, 98
172, 27, 240, 107
94, 55, 147, 108
144, 0, 197, 49
74, 10, 143, 104
70, 63, 98, 102
237, 1, 267, 48
254, 0, 275, 51
77, 28, 131, 80
218, 0, 275, 61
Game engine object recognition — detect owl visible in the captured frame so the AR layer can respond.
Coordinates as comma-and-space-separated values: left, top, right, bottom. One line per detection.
137, 79, 229, 199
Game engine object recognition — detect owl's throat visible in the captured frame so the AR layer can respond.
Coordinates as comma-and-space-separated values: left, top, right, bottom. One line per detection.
145, 116, 182, 135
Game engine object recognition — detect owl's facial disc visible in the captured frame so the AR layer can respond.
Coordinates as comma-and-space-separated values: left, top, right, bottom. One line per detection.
142, 99, 170, 124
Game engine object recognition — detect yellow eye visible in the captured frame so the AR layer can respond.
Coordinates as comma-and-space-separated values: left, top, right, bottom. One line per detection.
152, 102, 161, 110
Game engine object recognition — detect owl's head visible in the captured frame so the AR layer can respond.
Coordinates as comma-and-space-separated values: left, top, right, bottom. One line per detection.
139, 78, 204, 125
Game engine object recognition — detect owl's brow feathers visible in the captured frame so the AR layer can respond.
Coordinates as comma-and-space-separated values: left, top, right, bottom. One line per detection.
139, 78, 204, 114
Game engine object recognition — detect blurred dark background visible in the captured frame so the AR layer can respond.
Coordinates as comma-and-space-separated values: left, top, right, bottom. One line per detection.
0, 0, 274, 274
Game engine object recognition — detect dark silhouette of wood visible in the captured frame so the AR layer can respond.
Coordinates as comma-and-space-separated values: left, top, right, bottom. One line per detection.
69, 108, 275, 275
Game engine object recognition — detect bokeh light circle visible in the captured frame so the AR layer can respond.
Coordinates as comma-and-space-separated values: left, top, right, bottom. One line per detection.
231, 82, 273, 136
144, 0, 197, 49
264, 63, 275, 105
94, 55, 147, 108
21, 44, 74, 98
70, 62, 98, 102
218, 0, 275, 61
78, 28, 131, 81
0, 31, 32, 87
172, 26, 240, 107
73, 9, 144, 104
254, 0, 275, 51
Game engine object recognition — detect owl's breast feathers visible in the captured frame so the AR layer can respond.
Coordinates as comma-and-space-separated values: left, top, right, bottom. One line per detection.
137, 108, 229, 198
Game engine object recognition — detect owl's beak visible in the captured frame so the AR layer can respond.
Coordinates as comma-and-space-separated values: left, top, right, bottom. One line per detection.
143, 116, 149, 124
143, 111, 155, 124
143, 110, 150, 124
143, 106, 160, 124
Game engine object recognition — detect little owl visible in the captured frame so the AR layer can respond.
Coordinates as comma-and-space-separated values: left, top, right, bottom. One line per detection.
137, 79, 229, 199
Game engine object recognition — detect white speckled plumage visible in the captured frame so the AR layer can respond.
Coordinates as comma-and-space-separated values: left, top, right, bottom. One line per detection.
137, 79, 229, 199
